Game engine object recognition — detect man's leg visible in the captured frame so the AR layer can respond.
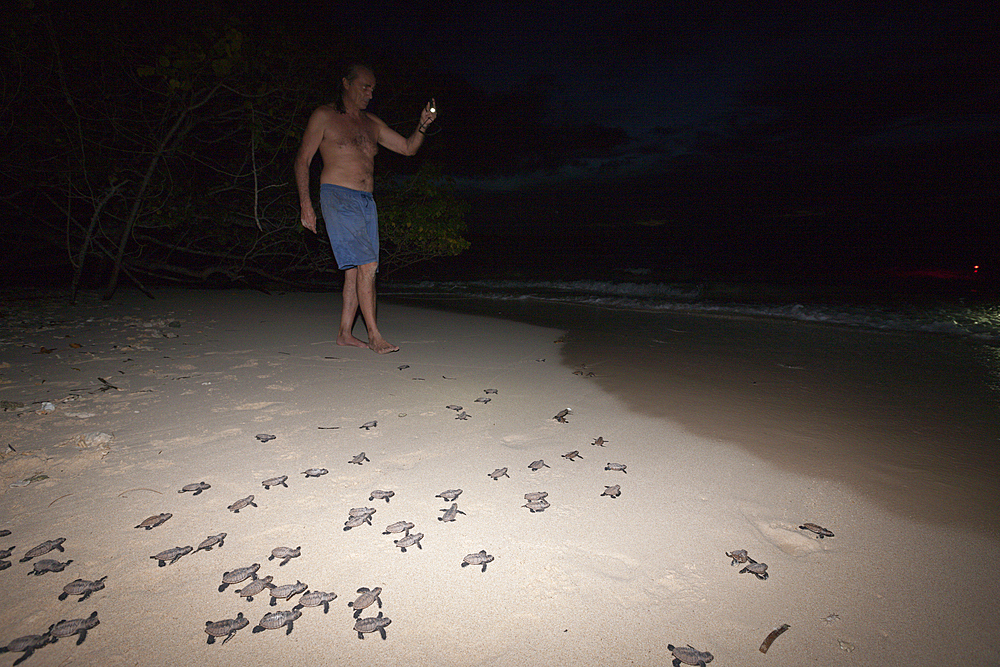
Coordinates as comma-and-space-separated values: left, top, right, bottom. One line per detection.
356, 261, 398, 354
337, 267, 367, 348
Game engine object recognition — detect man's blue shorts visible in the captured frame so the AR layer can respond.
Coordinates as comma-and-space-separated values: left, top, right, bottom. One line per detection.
320, 183, 379, 270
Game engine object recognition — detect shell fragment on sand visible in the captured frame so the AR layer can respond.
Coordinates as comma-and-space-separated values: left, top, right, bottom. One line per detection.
799, 522, 835, 538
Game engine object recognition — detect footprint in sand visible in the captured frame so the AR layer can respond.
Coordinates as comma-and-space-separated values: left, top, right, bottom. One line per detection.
500, 435, 534, 450
645, 566, 707, 603
749, 518, 826, 557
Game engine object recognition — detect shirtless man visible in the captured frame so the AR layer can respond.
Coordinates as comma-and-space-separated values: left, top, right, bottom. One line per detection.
295, 64, 436, 354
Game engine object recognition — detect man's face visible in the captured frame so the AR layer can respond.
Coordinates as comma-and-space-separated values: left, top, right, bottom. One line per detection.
343, 69, 375, 110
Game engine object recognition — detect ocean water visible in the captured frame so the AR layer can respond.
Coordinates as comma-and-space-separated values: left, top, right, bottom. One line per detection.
384, 277, 1000, 343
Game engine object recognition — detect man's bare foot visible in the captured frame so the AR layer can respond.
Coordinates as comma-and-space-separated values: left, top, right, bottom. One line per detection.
337, 333, 369, 348
368, 335, 399, 354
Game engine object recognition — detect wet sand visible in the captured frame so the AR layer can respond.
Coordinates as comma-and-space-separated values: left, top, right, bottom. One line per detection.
1, 288, 997, 666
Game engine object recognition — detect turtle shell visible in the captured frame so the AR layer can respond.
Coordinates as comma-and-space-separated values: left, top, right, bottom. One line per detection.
222, 563, 260, 584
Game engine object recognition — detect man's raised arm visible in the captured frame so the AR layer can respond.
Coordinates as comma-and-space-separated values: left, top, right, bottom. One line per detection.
373, 101, 437, 156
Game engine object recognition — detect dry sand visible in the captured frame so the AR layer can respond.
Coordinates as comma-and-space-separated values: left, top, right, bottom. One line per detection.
1, 288, 997, 666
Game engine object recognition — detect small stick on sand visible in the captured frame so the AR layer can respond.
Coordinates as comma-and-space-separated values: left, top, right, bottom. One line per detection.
48, 493, 74, 508
759, 623, 790, 654
117, 487, 163, 498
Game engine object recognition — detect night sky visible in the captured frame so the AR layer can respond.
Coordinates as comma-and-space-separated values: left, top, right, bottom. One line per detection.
317, 1, 997, 282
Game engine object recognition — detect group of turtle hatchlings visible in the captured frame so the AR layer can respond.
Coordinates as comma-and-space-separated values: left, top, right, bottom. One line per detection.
2, 386, 836, 662
0, 535, 104, 661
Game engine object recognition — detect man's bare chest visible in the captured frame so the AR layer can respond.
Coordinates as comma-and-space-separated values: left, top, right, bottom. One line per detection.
324, 116, 378, 157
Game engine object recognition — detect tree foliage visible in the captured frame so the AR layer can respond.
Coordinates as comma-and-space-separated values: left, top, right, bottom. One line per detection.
376, 164, 471, 274
0, 4, 469, 296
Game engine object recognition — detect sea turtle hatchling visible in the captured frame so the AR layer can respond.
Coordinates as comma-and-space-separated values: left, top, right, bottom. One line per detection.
0, 561, 9, 572
204, 612, 249, 645
601, 484, 621, 498
800, 522, 835, 538
522, 498, 551, 513
0, 547, 12, 560
461, 550, 494, 572
150, 546, 192, 567
227, 495, 257, 513
194, 533, 227, 553
294, 590, 338, 613
528, 459, 550, 471
369, 489, 394, 502
605, 462, 627, 473
438, 503, 466, 522
354, 612, 391, 639
435, 489, 463, 501
344, 513, 375, 531
359, 420, 377, 430
0, 633, 51, 660
301, 468, 328, 478
269, 546, 301, 566
255, 434, 276, 443
524, 491, 548, 501
455, 411, 471, 420
725, 549, 756, 566
483, 388, 498, 395
446, 405, 463, 411
135, 513, 172, 530
349, 506, 377, 517
59, 576, 107, 601
552, 408, 571, 423
28, 558, 73, 575
348, 586, 382, 617
253, 609, 301, 635
19, 538, 66, 562
178, 482, 210, 495
488, 467, 509, 480
49, 611, 99, 645
739, 562, 769, 580
382, 521, 414, 537
562, 450, 583, 461
474, 397, 491, 404
349, 452, 369, 465
235, 575, 274, 602
268, 580, 307, 606
668, 643, 714, 666
219, 563, 260, 592
394, 532, 424, 553
261, 475, 288, 489
591, 437, 608, 446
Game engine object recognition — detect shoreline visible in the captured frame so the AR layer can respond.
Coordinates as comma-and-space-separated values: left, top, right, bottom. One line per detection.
385, 292, 1000, 532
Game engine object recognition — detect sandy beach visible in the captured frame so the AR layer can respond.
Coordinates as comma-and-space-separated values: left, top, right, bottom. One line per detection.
1, 287, 998, 666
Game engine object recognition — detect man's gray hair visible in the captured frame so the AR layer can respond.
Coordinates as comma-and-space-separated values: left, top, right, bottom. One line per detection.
335, 63, 372, 113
